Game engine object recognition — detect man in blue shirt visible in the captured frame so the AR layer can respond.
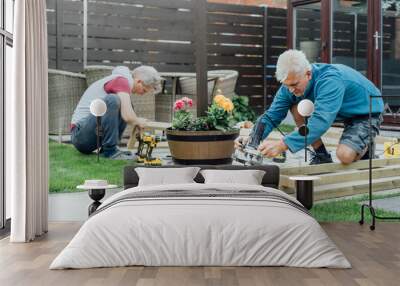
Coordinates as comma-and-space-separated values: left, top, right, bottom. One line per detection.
236, 49, 384, 165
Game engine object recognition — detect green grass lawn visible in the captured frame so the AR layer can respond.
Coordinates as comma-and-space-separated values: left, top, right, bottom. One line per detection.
49, 140, 134, 193
311, 193, 400, 222
49, 140, 400, 222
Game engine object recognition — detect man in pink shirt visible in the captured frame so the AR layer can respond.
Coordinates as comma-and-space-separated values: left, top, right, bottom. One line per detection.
71, 66, 162, 159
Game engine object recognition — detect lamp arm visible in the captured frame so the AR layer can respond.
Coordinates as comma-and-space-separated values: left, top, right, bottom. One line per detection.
96, 116, 101, 162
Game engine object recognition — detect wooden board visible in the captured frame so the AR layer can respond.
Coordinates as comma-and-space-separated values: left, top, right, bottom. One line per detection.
280, 158, 400, 176
280, 158, 400, 200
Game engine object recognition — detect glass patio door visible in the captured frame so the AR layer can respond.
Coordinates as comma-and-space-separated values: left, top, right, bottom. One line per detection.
331, 0, 380, 88
289, 0, 331, 63
331, 1, 369, 74
293, 1, 323, 63
381, 1, 400, 125
290, 0, 383, 84
290, 1, 399, 127
332, 0, 400, 126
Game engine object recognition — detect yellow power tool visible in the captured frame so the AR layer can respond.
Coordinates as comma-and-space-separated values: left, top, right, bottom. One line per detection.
135, 132, 162, 166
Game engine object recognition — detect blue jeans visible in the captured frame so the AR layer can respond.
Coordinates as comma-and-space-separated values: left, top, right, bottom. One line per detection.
71, 94, 127, 157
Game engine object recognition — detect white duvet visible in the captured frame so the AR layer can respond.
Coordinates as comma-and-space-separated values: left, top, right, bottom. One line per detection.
50, 183, 351, 269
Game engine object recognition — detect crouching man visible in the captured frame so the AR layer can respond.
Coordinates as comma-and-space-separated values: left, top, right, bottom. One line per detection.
235, 49, 384, 165
70, 66, 162, 159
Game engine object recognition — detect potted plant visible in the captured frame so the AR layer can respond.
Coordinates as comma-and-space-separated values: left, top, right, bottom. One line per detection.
166, 93, 240, 164
231, 95, 256, 124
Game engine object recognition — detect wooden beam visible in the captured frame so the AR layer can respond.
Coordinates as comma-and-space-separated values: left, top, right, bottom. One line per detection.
263, 6, 268, 111
194, 0, 208, 116
314, 176, 400, 201
287, 1, 294, 49
281, 164, 400, 189
280, 158, 400, 176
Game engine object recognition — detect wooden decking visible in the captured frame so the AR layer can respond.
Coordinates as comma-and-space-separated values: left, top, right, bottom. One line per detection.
280, 158, 400, 200
1, 222, 399, 286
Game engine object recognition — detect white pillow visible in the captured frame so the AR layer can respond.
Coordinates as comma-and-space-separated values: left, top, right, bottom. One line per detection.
200, 169, 266, 185
135, 167, 201, 186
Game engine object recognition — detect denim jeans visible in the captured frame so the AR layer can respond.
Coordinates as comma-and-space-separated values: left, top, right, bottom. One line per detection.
71, 94, 127, 157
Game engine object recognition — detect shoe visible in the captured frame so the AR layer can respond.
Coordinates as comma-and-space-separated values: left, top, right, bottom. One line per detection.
98, 147, 132, 155
105, 150, 136, 160
120, 150, 132, 156
309, 152, 333, 165
360, 150, 370, 160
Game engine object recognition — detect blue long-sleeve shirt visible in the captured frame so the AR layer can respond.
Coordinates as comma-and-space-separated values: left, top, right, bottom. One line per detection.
259, 63, 384, 153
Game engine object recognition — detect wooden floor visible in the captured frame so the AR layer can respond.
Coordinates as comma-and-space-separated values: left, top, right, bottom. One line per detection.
0, 222, 399, 286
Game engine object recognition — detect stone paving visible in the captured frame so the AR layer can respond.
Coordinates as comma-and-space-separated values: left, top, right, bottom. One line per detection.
360, 196, 400, 213
49, 188, 121, 221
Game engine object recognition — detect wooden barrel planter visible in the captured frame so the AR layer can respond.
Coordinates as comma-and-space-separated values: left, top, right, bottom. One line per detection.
166, 129, 240, 165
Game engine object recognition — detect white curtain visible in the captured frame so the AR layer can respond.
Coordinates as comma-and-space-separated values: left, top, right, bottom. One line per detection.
9, 0, 49, 242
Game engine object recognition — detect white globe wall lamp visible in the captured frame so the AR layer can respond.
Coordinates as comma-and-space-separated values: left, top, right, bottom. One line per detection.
297, 99, 315, 162
90, 99, 107, 162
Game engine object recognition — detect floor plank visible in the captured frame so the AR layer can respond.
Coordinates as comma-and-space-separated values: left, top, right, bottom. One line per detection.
0, 222, 399, 286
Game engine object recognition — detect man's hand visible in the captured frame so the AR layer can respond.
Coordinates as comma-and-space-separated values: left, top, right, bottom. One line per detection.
136, 118, 148, 130
258, 139, 288, 158
234, 136, 249, 150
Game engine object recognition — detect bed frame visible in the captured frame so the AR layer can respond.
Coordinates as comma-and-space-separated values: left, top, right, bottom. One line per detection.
123, 164, 280, 190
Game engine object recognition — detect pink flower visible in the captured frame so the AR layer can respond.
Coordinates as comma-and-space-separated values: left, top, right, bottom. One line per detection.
181, 96, 190, 103
174, 99, 185, 111
181, 97, 193, 107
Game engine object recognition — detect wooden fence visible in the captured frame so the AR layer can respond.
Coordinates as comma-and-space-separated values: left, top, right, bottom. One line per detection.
47, 0, 84, 71
86, 0, 195, 73
207, 3, 264, 110
46, 0, 288, 115
46, 0, 398, 116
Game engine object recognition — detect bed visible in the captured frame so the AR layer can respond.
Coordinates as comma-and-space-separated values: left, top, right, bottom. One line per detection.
50, 165, 350, 269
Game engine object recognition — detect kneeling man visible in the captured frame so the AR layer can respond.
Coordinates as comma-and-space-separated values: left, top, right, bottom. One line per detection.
236, 49, 384, 165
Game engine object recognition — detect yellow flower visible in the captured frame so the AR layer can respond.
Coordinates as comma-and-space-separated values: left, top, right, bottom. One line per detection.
222, 99, 234, 112
221, 101, 230, 111
228, 101, 234, 112
213, 94, 226, 105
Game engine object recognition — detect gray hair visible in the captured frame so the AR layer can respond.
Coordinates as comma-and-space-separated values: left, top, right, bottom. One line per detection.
275, 50, 312, 82
132, 65, 163, 93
